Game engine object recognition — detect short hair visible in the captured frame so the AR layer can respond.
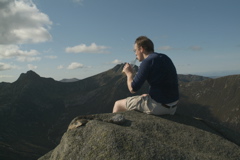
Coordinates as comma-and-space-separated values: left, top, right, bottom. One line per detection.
135, 36, 154, 53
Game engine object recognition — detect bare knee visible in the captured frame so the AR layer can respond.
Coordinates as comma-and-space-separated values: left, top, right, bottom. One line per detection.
112, 99, 127, 113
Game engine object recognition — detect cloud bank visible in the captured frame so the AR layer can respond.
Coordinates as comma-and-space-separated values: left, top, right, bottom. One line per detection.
0, 45, 41, 62
0, 0, 52, 45
0, 62, 18, 71
0, 0, 53, 74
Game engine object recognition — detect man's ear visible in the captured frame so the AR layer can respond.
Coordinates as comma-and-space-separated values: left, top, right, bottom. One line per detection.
139, 46, 144, 53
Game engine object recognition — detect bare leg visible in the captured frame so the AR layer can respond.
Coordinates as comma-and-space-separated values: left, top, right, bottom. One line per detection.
112, 99, 127, 113
141, 94, 148, 97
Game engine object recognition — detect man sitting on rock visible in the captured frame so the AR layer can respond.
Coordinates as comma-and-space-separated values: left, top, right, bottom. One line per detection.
113, 36, 179, 115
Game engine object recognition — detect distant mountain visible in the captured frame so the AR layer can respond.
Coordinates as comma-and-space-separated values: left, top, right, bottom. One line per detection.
0, 65, 239, 160
178, 74, 210, 82
199, 70, 240, 78
59, 78, 80, 82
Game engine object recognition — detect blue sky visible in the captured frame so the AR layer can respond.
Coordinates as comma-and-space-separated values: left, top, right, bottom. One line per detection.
0, 0, 240, 82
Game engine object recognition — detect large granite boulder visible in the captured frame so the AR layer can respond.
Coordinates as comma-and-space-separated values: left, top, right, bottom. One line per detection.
39, 111, 240, 160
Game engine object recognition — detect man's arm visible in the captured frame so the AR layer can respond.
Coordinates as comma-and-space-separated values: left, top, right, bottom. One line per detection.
122, 63, 135, 93
126, 72, 135, 93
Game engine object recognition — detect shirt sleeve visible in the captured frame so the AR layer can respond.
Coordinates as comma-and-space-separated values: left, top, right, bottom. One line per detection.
131, 59, 151, 91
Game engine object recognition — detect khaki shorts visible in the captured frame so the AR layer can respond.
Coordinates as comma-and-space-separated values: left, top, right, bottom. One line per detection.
126, 95, 178, 115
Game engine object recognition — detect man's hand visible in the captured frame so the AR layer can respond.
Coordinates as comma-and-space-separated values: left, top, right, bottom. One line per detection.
122, 63, 135, 93
122, 63, 133, 76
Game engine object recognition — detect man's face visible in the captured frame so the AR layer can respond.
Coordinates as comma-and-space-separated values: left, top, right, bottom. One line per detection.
134, 44, 144, 62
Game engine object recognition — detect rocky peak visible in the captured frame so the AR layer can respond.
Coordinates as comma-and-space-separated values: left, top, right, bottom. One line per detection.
111, 64, 124, 73
38, 111, 240, 160
111, 63, 139, 73
16, 70, 41, 82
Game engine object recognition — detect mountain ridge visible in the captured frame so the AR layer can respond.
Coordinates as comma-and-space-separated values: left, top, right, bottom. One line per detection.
0, 65, 239, 160
178, 74, 240, 133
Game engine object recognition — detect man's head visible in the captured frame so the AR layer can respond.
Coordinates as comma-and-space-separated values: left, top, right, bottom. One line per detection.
134, 36, 154, 61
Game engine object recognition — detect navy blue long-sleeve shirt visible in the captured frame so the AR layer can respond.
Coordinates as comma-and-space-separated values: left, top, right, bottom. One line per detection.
132, 52, 179, 104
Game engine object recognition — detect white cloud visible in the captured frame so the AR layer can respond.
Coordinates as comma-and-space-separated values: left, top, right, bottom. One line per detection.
0, 75, 14, 78
111, 59, 122, 64
72, 0, 84, 5
0, 0, 52, 45
0, 45, 39, 58
158, 46, 174, 51
189, 46, 202, 51
0, 0, 52, 71
45, 55, 57, 59
0, 44, 41, 62
57, 65, 64, 69
65, 43, 109, 54
158, 45, 203, 51
43, 48, 53, 54
67, 62, 84, 70
17, 56, 41, 62
27, 64, 37, 70
0, 62, 18, 71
